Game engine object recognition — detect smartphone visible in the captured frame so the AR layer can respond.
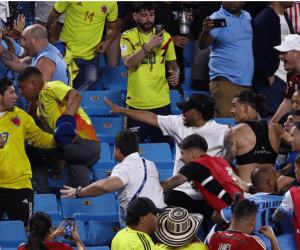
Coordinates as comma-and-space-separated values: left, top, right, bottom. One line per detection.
64, 217, 76, 240
155, 24, 165, 36
211, 18, 227, 28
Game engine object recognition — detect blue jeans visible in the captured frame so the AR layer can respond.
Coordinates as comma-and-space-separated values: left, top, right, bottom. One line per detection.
73, 56, 99, 91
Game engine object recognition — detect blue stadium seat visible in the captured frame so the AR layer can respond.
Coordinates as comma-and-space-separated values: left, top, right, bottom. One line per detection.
89, 221, 120, 246
91, 116, 125, 144
182, 67, 193, 87
214, 118, 236, 128
98, 143, 113, 162
0, 221, 27, 247
99, 53, 108, 67
106, 84, 127, 102
93, 169, 111, 182
101, 66, 128, 90
183, 41, 196, 67
61, 194, 119, 223
158, 169, 173, 181
33, 194, 62, 221
52, 220, 90, 246
183, 91, 210, 101
138, 143, 174, 169
93, 161, 115, 170
170, 90, 182, 115
79, 90, 124, 116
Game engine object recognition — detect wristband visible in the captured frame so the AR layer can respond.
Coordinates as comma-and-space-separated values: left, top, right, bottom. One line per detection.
142, 45, 150, 53
249, 185, 255, 194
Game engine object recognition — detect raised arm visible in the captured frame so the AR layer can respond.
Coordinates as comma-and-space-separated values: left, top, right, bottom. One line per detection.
63, 89, 82, 116
221, 128, 237, 164
47, 8, 63, 44
104, 97, 159, 127
122, 30, 164, 70
166, 60, 179, 86
160, 173, 188, 193
0, 45, 32, 72
271, 98, 292, 123
198, 17, 214, 50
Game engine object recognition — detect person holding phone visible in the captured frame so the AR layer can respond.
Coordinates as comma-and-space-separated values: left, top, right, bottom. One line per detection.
120, 2, 180, 144
199, 1, 254, 118
18, 212, 87, 250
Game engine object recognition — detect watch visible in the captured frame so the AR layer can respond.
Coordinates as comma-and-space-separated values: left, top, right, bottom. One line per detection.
75, 186, 81, 198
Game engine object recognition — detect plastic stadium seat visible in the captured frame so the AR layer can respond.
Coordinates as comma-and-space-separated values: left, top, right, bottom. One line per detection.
89, 221, 120, 246
33, 194, 62, 221
98, 143, 113, 162
52, 220, 89, 246
182, 67, 193, 87
158, 169, 173, 181
170, 90, 182, 115
101, 66, 128, 90
106, 84, 127, 102
93, 161, 115, 170
183, 41, 196, 67
183, 91, 210, 101
93, 169, 112, 182
48, 170, 67, 189
0, 221, 27, 247
61, 194, 119, 223
214, 118, 236, 128
99, 53, 108, 67
79, 90, 124, 116
91, 116, 125, 144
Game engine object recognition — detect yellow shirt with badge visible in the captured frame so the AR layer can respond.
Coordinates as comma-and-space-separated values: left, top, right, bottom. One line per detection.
37, 81, 99, 142
55, 1, 118, 60
120, 27, 177, 110
0, 107, 55, 189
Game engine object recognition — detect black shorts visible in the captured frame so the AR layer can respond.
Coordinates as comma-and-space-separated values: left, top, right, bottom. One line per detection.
0, 188, 34, 226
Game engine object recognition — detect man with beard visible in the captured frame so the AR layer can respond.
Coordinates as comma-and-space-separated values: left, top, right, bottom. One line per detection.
120, 2, 179, 144
104, 93, 228, 231
199, 1, 253, 118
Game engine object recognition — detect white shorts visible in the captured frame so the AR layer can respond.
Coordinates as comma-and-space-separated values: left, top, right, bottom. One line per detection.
35, 1, 65, 24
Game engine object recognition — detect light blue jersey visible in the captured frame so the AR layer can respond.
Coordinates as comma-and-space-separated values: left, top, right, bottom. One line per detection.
31, 44, 70, 86
221, 193, 297, 250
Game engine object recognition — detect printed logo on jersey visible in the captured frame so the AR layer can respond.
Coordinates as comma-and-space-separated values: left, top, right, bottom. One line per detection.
40, 102, 45, 111
76, 2, 83, 6
11, 117, 21, 127
101, 5, 108, 14
254, 146, 272, 155
225, 166, 237, 182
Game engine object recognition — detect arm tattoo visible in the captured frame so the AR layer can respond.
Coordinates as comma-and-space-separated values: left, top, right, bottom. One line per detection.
160, 174, 187, 193
166, 60, 180, 74
274, 207, 288, 222
0, 49, 13, 62
221, 131, 236, 164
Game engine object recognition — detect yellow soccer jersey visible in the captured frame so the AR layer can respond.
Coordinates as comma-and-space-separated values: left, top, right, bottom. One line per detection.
55, 1, 118, 60
37, 81, 99, 142
120, 27, 177, 109
0, 107, 55, 189
111, 227, 158, 250
157, 243, 209, 250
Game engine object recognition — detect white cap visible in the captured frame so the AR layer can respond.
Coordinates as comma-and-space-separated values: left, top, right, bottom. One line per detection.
274, 34, 300, 52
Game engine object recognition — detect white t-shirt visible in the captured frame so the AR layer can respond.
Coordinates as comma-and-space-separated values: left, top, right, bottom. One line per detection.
275, 14, 291, 82
157, 115, 228, 200
111, 152, 166, 210
280, 190, 294, 214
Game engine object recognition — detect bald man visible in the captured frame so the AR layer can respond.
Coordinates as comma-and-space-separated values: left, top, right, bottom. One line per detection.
211, 164, 297, 250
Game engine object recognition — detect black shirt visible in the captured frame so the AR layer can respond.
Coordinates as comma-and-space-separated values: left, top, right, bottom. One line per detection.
179, 161, 234, 206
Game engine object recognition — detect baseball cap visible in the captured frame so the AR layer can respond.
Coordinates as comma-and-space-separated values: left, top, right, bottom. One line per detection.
53, 114, 77, 147
274, 34, 300, 52
176, 93, 215, 115
127, 197, 165, 218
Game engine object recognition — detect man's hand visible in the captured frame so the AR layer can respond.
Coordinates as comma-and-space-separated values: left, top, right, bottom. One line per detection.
168, 70, 179, 86
258, 226, 276, 239
71, 130, 80, 144
69, 222, 82, 243
7, 26, 22, 41
104, 97, 122, 114
268, 75, 276, 86
145, 30, 165, 50
50, 220, 65, 241
203, 17, 214, 32
234, 174, 250, 193
172, 36, 190, 48
0, 135, 7, 148
61, 185, 77, 199
106, 171, 112, 176
94, 40, 111, 55
187, 8, 194, 22
191, 181, 198, 192
13, 14, 26, 33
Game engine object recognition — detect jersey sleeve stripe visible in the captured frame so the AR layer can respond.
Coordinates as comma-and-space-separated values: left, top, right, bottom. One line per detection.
252, 236, 266, 250
107, 18, 117, 23
53, 7, 64, 14
141, 234, 151, 250
280, 204, 289, 214
220, 209, 230, 223
137, 233, 150, 250
161, 38, 172, 50
122, 38, 136, 50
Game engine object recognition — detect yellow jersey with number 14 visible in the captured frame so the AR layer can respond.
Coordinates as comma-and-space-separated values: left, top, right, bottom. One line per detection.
55, 1, 118, 60
120, 27, 177, 110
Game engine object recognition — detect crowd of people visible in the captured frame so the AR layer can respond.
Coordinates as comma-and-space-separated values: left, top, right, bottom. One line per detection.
2, 1, 300, 250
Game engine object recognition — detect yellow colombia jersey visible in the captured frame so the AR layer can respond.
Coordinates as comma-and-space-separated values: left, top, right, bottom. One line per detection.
37, 81, 99, 142
55, 1, 118, 60
157, 243, 209, 250
0, 107, 55, 190
120, 27, 177, 110
111, 227, 158, 250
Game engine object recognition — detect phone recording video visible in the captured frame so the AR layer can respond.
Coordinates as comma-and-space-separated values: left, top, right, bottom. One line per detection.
155, 24, 165, 36
211, 18, 227, 28
64, 217, 76, 240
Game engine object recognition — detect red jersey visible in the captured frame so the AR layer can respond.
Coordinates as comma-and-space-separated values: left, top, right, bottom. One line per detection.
18, 241, 74, 250
285, 71, 300, 99
192, 155, 244, 210
209, 230, 266, 250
